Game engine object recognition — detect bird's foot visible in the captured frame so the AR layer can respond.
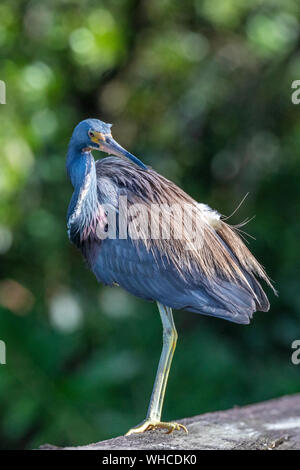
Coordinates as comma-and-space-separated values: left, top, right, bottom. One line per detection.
125, 418, 188, 436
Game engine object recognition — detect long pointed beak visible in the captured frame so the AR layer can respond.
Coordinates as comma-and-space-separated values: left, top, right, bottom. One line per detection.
91, 132, 147, 170
103, 136, 148, 170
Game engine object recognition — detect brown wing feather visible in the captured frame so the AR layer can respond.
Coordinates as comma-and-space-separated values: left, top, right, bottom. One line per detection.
96, 158, 274, 307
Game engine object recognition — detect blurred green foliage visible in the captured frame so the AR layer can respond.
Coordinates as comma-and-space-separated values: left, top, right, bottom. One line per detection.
0, 0, 300, 449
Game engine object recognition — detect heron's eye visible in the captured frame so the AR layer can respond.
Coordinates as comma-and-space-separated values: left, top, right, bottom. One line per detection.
88, 130, 95, 138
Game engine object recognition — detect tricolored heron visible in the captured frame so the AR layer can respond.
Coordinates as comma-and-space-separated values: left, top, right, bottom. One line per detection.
66, 118, 273, 436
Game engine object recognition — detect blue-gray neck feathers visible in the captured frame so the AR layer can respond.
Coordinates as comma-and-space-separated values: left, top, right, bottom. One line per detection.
66, 144, 99, 242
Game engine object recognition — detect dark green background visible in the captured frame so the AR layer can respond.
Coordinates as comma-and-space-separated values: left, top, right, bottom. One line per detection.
0, 0, 299, 449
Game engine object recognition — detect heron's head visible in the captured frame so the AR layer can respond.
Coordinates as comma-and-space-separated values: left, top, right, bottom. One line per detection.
70, 119, 147, 170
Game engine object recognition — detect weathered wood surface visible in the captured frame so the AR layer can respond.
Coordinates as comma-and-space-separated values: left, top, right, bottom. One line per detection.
41, 394, 300, 450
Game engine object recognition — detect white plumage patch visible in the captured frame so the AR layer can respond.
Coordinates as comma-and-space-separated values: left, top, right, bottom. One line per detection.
71, 169, 93, 222
67, 157, 106, 241
198, 203, 222, 229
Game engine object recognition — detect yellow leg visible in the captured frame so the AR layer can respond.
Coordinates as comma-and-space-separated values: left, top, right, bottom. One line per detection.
125, 303, 187, 436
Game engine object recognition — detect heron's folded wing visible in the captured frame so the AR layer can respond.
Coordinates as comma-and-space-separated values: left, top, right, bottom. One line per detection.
93, 157, 273, 323
89, 237, 262, 324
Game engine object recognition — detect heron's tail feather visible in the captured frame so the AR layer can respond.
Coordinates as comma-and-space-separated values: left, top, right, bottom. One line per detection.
215, 221, 276, 306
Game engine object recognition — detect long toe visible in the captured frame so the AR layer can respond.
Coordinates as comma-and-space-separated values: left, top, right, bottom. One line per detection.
125, 419, 188, 436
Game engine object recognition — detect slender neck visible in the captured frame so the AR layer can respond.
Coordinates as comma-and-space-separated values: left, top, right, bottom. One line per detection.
66, 145, 99, 236
67, 143, 93, 187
